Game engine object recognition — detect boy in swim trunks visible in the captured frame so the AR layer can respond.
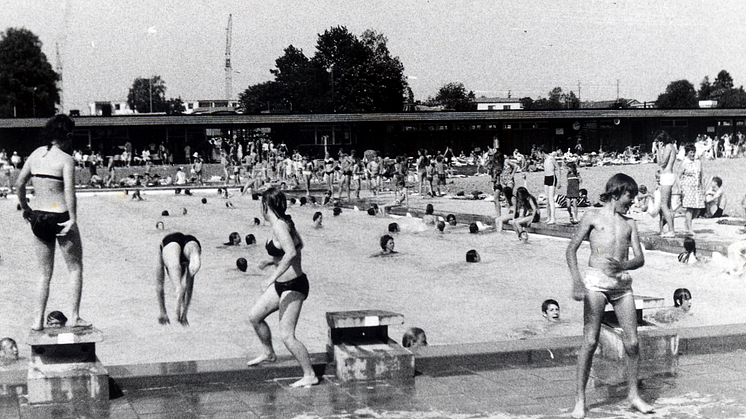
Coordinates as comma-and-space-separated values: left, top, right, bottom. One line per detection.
566, 173, 653, 418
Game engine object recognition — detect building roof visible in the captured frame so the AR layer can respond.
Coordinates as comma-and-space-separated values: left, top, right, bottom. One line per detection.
2, 108, 746, 130
474, 97, 522, 104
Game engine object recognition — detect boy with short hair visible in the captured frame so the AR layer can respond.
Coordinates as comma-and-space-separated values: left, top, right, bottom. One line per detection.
541, 299, 560, 322
566, 173, 653, 418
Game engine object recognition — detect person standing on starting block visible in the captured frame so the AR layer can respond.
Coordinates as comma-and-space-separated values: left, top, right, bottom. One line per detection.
16, 115, 90, 331
156, 232, 201, 326
247, 187, 318, 388
566, 173, 653, 418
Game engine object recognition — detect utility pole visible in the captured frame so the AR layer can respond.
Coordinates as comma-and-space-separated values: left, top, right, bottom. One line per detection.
149, 77, 153, 113
577, 81, 581, 101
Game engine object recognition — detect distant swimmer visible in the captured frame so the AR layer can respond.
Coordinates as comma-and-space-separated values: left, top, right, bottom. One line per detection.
156, 232, 201, 326
372, 234, 397, 257
15, 114, 90, 331
312, 211, 323, 229
0, 338, 18, 363
646, 288, 692, 324
402, 327, 428, 348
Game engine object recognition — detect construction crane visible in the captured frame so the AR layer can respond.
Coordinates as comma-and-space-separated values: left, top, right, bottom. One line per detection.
56, 42, 63, 113
225, 14, 232, 101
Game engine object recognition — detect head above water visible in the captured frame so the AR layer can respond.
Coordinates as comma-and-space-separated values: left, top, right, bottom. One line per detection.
446, 214, 457, 226
226, 232, 241, 245
388, 222, 400, 233
236, 257, 248, 272
469, 222, 479, 234
299, 196, 307, 206
201, 197, 207, 204
542, 299, 560, 321
436, 220, 445, 232
466, 249, 480, 263
425, 204, 434, 215
402, 327, 427, 348
380, 234, 395, 251
313, 211, 323, 222
683, 237, 696, 254
0, 338, 18, 360
674, 288, 692, 309
245, 234, 256, 245
46, 311, 67, 327
599, 173, 638, 203
333, 207, 342, 216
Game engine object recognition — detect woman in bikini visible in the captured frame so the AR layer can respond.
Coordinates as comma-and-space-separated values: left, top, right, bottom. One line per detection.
16, 114, 90, 331
156, 232, 201, 326
247, 187, 318, 388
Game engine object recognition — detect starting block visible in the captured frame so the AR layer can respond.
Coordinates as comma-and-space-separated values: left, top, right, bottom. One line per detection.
326, 310, 414, 382
592, 295, 679, 385
25, 327, 109, 410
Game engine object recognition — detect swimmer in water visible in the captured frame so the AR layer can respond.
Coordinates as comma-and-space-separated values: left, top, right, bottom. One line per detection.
647, 288, 692, 324
16, 115, 91, 331
422, 204, 436, 225
402, 327, 427, 348
247, 188, 318, 388
566, 173, 653, 418
541, 299, 560, 322
375, 234, 397, 256
156, 232, 202, 326
0, 338, 18, 363
466, 249, 480, 263
312, 211, 323, 228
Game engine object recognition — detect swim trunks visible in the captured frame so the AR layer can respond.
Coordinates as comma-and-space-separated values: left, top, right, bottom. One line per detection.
660, 172, 675, 186
544, 175, 557, 187
583, 267, 633, 302
437, 174, 446, 186
24, 210, 69, 242
274, 274, 309, 298
161, 232, 201, 251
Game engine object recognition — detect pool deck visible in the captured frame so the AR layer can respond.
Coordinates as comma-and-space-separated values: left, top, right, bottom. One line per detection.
3, 186, 746, 418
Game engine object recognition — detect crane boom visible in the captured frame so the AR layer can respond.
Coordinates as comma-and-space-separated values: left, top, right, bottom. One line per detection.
225, 14, 233, 100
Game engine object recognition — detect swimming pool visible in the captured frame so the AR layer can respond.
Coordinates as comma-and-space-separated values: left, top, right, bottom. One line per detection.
0, 189, 740, 366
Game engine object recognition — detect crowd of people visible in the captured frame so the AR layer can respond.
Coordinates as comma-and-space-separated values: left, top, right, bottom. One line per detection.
6, 115, 746, 416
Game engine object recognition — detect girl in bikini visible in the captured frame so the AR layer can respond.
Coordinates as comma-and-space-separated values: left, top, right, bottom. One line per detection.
16, 115, 90, 331
247, 188, 318, 388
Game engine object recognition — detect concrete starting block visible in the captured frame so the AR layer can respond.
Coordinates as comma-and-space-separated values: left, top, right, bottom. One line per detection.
25, 327, 109, 411
326, 310, 414, 382
592, 295, 679, 385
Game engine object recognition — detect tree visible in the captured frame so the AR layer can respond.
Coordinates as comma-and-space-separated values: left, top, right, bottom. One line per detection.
718, 86, 746, 108
166, 97, 185, 115
0, 28, 60, 118
698, 76, 712, 100
127, 76, 167, 113
239, 26, 407, 114
656, 79, 697, 109
713, 70, 734, 91
434, 82, 475, 111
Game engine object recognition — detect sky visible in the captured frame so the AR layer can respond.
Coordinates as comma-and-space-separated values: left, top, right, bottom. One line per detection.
3, 0, 746, 115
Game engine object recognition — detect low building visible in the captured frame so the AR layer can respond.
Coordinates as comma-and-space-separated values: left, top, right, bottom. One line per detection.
475, 97, 523, 111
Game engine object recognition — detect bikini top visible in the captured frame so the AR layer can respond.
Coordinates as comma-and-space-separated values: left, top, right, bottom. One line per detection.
265, 240, 285, 258
32, 173, 64, 181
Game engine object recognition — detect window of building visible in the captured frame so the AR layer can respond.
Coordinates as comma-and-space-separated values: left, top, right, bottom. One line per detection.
503, 123, 512, 130
503, 105, 511, 110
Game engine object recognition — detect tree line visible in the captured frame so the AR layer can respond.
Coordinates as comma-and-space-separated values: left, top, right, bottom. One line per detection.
0, 26, 744, 118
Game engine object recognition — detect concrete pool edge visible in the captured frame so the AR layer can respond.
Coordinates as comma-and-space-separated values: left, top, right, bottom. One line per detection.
3, 323, 744, 390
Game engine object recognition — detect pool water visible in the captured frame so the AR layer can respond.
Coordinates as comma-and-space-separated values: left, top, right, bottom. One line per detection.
0, 190, 742, 366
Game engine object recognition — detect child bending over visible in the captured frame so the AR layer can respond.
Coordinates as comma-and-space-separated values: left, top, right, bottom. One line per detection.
566, 173, 653, 418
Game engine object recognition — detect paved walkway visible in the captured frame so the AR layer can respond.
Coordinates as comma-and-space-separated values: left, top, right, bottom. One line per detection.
6, 348, 746, 418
